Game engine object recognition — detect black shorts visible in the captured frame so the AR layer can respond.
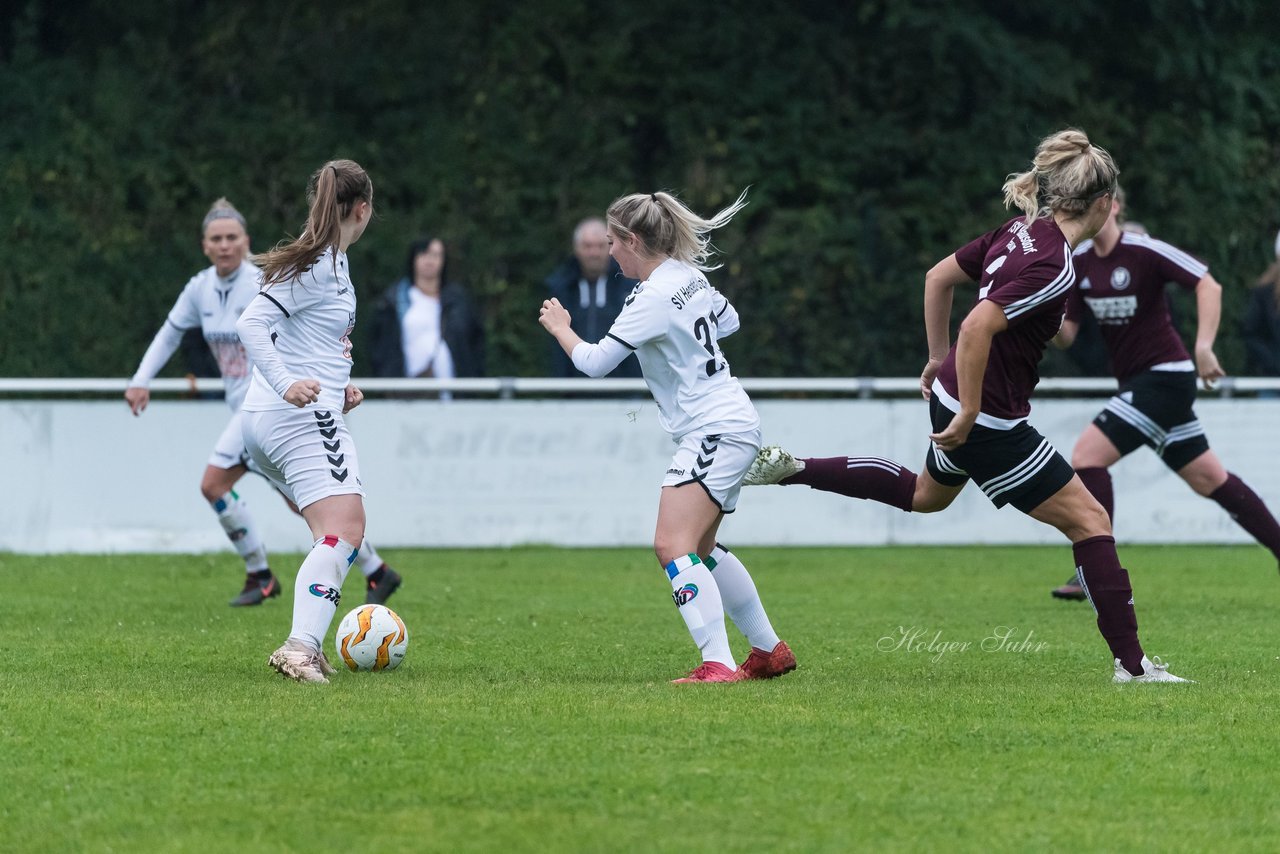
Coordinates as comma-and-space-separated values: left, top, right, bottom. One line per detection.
924, 396, 1075, 513
1093, 370, 1209, 471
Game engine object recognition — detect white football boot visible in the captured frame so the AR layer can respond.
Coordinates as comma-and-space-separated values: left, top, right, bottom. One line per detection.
267, 639, 331, 684
1113, 655, 1194, 684
742, 446, 805, 486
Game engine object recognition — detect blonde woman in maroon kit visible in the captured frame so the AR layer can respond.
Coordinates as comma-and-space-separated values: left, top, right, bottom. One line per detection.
746, 129, 1191, 683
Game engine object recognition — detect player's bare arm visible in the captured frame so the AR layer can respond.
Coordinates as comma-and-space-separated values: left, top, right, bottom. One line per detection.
930, 300, 1007, 451
921, 254, 970, 399
1052, 317, 1079, 349
1193, 273, 1225, 390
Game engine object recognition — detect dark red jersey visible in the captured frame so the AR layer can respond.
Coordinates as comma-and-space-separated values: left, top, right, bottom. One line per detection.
1065, 232, 1207, 381
936, 217, 1075, 427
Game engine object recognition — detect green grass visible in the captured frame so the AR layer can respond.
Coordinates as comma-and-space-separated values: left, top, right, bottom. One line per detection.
2, 545, 1278, 853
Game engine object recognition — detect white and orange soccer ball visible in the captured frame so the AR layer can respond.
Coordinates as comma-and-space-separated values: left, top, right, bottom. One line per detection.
334, 604, 409, 672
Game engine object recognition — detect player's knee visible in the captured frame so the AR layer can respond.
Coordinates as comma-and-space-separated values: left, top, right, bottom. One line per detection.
1072, 502, 1112, 540
911, 482, 950, 514
199, 479, 224, 504
1184, 468, 1226, 497
653, 535, 689, 568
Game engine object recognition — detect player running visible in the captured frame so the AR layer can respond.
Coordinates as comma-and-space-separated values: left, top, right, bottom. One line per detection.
539, 190, 795, 683
126, 198, 401, 608
744, 129, 1190, 683
1049, 188, 1280, 600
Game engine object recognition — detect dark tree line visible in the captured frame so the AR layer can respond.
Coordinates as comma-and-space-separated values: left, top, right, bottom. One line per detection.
2, 0, 1277, 378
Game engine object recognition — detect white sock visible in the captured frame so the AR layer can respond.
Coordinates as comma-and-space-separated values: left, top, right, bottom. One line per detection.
288, 536, 357, 650
666, 554, 734, 668
354, 539, 383, 578
708, 544, 781, 652
212, 490, 269, 573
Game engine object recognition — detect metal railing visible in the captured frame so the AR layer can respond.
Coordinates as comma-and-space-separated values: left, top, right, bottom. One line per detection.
3, 376, 1279, 398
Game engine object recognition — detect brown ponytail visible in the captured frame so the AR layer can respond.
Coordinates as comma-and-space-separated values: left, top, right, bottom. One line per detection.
256, 159, 373, 287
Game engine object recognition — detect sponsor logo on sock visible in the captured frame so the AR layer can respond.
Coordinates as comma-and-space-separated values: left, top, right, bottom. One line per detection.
672, 583, 698, 607
309, 584, 341, 605
228, 527, 248, 542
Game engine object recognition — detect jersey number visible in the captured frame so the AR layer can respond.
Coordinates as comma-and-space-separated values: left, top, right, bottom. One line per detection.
693, 313, 725, 377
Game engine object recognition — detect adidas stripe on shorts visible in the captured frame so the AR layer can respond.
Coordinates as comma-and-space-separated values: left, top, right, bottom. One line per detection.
242, 407, 365, 511
924, 396, 1074, 513
661, 428, 762, 513
1092, 369, 1209, 471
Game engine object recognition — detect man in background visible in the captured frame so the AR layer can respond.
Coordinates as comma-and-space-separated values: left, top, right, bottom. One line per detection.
544, 217, 641, 378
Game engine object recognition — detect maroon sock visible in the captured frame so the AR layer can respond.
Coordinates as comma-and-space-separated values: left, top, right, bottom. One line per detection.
1210, 473, 1280, 563
1076, 466, 1114, 524
788, 456, 917, 511
1073, 535, 1144, 675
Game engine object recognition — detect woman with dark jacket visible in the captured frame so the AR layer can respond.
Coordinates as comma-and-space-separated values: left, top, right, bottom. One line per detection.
369, 236, 486, 378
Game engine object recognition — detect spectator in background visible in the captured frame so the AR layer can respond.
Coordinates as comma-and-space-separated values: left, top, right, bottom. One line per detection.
545, 217, 641, 378
1243, 228, 1280, 381
369, 236, 486, 382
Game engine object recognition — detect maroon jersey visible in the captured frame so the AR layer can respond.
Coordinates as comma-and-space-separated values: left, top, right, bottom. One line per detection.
1065, 232, 1207, 380
935, 217, 1075, 426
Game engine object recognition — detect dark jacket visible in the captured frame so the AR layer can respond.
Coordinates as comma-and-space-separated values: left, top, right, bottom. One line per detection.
368, 278, 486, 378
544, 257, 641, 378
1243, 282, 1280, 376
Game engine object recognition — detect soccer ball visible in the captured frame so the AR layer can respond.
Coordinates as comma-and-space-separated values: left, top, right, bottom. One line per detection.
334, 604, 409, 672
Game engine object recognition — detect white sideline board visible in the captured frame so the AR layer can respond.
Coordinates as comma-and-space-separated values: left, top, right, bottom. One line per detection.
2, 399, 1277, 553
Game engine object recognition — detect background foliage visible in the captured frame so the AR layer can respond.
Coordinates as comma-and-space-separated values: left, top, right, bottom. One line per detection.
3, 0, 1278, 378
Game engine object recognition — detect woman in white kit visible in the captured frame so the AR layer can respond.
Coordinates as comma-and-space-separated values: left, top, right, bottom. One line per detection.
539, 190, 795, 683
125, 198, 401, 609
237, 159, 375, 683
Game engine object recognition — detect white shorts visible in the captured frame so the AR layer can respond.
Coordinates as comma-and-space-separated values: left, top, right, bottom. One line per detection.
208, 412, 254, 471
661, 428, 762, 513
242, 407, 365, 511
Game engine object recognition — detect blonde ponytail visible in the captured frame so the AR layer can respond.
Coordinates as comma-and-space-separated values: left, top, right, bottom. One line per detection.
1002, 129, 1119, 225
607, 189, 749, 271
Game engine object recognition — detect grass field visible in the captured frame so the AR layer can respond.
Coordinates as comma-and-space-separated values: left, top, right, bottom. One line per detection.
2, 545, 1278, 852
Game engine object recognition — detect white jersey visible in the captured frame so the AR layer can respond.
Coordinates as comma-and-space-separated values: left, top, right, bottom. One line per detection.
128, 261, 260, 412
573, 258, 759, 439
237, 247, 357, 413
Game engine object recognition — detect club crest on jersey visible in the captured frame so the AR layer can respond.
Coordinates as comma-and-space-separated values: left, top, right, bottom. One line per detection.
308, 584, 341, 605
672, 583, 698, 607
1110, 267, 1131, 290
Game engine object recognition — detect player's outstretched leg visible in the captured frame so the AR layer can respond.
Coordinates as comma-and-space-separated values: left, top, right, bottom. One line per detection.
355, 539, 402, 604
744, 446, 916, 510
706, 544, 795, 679
1206, 473, 1280, 569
